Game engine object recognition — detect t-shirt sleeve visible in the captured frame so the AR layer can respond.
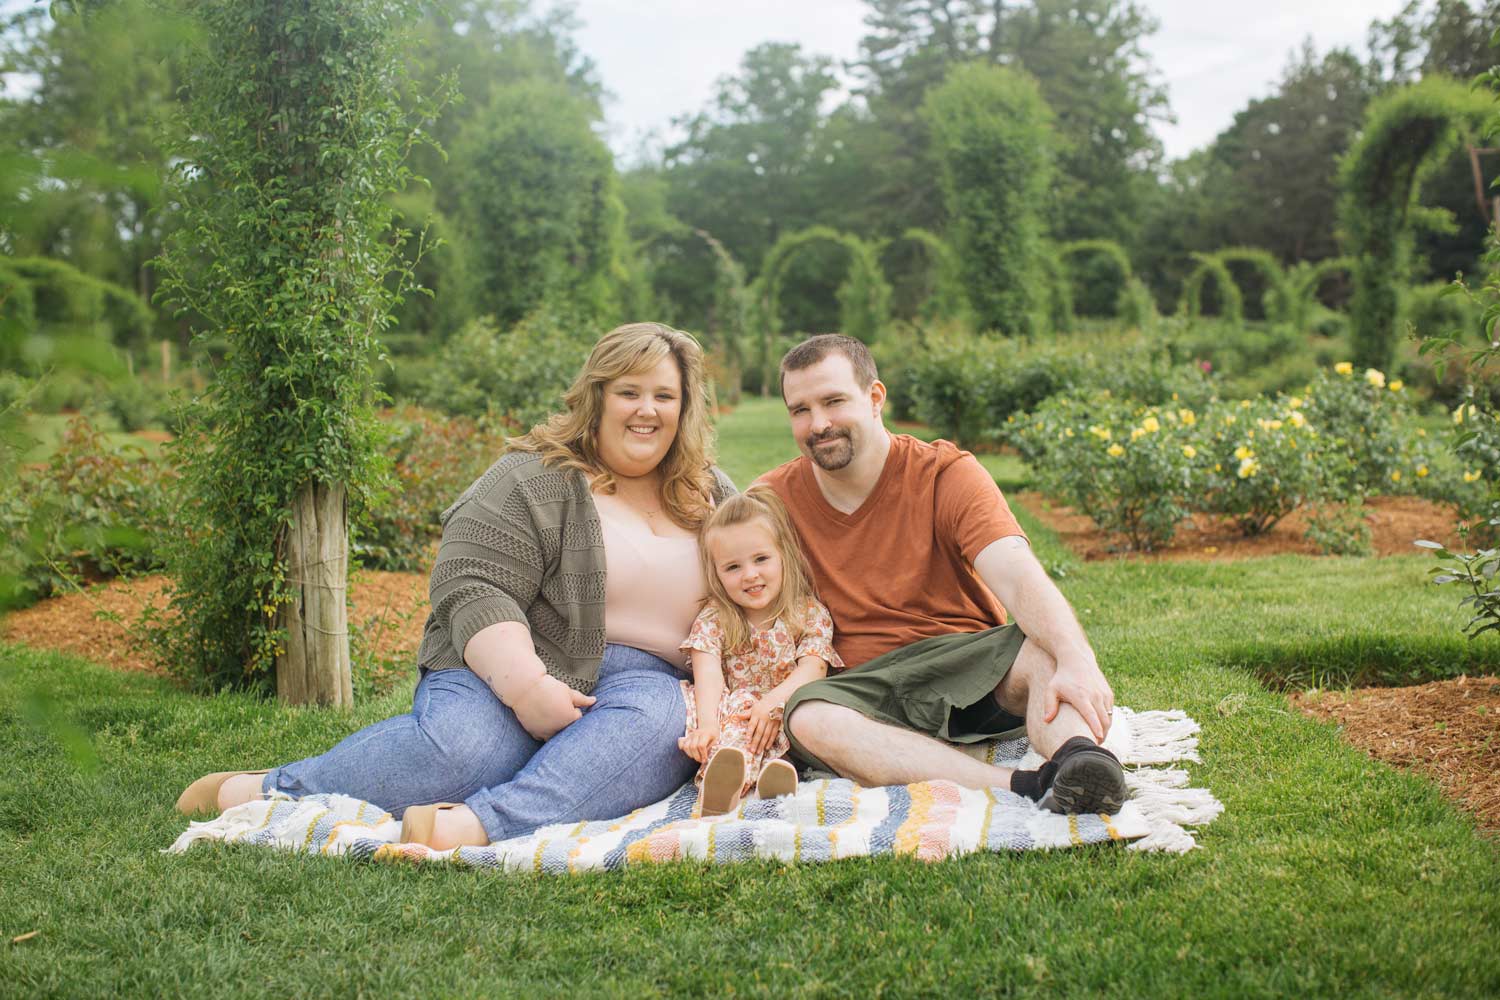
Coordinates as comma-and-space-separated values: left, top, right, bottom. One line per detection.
935, 453, 1027, 564
680, 605, 723, 655
795, 598, 845, 671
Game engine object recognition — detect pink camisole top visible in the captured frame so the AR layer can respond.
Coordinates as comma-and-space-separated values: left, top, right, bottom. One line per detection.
593, 493, 706, 668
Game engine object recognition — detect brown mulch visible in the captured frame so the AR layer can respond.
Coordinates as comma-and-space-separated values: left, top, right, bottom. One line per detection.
1, 572, 428, 678
1292, 677, 1500, 832
1013, 491, 1460, 561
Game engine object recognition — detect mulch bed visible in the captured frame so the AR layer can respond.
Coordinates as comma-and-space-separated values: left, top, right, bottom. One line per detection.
1292, 677, 1500, 832
1012, 492, 1461, 562
2, 572, 428, 679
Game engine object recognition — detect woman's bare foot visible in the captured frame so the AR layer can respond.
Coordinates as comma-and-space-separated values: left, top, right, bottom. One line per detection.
428, 804, 489, 850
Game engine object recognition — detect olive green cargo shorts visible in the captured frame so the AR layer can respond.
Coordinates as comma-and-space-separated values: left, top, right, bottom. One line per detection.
782, 624, 1029, 775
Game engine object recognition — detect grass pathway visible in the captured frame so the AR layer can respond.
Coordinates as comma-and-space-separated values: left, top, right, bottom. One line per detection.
2, 397, 1497, 996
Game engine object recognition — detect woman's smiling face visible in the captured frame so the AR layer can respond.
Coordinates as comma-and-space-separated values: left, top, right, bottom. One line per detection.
595, 355, 683, 480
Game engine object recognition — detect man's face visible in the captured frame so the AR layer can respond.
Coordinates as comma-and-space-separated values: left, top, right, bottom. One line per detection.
782, 354, 885, 472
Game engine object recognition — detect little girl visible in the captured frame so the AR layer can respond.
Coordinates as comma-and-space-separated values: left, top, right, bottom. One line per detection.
678, 484, 843, 816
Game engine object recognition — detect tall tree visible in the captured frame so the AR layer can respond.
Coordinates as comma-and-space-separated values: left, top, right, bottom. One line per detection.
155, 0, 429, 702
852, 0, 1167, 245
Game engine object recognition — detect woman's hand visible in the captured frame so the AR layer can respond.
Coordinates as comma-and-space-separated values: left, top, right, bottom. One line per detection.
678, 722, 720, 763
509, 674, 596, 741
734, 697, 783, 755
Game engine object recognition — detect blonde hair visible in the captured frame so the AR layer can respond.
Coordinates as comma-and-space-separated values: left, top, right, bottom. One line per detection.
508, 322, 718, 527
699, 484, 819, 656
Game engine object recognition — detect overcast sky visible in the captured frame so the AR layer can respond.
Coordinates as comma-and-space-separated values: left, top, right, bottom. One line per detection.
572, 0, 1416, 164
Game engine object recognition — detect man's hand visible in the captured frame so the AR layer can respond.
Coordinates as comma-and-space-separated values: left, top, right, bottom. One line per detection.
1042, 654, 1114, 742
678, 722, 720, 763
509, 674, 595, 741
734, 697, 783, 755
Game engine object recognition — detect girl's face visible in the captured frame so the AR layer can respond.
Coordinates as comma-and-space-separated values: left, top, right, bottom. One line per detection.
708, 518, 784, 626
595, 356, 683, 480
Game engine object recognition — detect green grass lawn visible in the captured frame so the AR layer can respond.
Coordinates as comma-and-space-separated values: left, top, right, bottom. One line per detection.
3, 397, 1499, 997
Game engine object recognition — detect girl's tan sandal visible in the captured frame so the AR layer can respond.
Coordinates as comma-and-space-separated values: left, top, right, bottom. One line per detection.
755, 759, 798, 800
698, 747, 746, 817
399, 803, 487, 848
175, 770, 269, 816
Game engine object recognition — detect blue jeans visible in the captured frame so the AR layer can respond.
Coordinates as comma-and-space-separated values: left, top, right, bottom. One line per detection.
263, 644, 696, 842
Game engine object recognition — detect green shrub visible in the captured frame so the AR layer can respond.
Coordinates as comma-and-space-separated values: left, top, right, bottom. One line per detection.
1301, 364, 1429, 497
1197, 396, 1326, 536
418, 309, 596, 426
1013, 392, 1197, 551
908, 338, 1086, 448
0, 415, 173, 605
1404, 281, 1482, 344
357, 407, 509, 571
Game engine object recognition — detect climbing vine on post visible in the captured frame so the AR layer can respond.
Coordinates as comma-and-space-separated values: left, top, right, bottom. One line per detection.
695, 228, 748, 404
878, 227, 969, 324
154, 0, 435, 703
923, 63, 1054, 337
1338, 78, 1494, 370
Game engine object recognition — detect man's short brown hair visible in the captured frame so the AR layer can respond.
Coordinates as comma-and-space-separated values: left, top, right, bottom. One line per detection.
779, 335, 879, 395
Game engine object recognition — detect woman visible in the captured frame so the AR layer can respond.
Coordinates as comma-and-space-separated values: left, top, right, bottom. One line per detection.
176, 322, 734, 850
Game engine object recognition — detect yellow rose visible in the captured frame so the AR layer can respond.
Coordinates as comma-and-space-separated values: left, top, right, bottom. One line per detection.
1142, 415, 1161, 433
1237, 457, 1259, 479
1089, 425, 1111, 440
1390, 470, 1402, 483
1334, 361, 1353, 376
1389, 380, 1404, 392
1416, 465, 1429, 478
1224, 414, 1237, 425
1131, 427, 1146, 441
1234, 445, 1254, 460
1182, 445, 1197, 458
1239, 399, 1252, 409
1288, 411, 1306, 428
1214, 463, 1222, 472
1107, 443, 1125, 457
1064, 427, 1074, 437
1464, 470, 1482, 483
1364, 368, 1386, 389
1288, 396, 1303, 409
1179, 408, 1196, 425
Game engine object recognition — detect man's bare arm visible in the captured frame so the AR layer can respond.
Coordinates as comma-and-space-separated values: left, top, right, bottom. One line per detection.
973, 535, 1114, 740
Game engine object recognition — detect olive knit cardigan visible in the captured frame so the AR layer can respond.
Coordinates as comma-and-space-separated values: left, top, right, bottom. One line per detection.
416, 450, 736, 694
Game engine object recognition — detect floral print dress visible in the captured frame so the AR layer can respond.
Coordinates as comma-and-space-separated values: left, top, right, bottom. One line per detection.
680, 596, 844, 796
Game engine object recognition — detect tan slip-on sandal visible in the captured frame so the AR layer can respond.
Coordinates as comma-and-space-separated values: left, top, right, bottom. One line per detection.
399, 803, 489, 848
175, 770, 270, 816
699, 747, 747, 817
755, 759, 798, 800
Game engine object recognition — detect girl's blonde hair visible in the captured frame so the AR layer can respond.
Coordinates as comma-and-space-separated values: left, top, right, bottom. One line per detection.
700, 484, 819, 655
507, 322, 718, 527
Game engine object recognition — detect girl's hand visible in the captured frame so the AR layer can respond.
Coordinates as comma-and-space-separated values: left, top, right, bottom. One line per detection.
734, 697, 783, 755
678, 722, 720, 763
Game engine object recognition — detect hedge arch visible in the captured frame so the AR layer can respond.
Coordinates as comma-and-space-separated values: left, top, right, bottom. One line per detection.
1215, 247, 1292, 323
878, 227, 967, 322
1338, 77, 1496, 369
752, 225, 892, 394
1289, 256, 1355, 329
1058, 239, 1134, 320
1179, 252, 1244, 323
1040, 249, 1073, 334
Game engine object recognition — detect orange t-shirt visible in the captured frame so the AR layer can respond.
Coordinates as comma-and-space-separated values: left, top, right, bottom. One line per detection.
759, 434, 1027, 669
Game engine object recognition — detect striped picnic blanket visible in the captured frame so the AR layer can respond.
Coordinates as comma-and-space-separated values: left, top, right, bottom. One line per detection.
167, 707, 1222, 868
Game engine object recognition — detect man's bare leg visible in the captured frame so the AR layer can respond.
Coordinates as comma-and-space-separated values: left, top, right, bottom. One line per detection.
993, 639, 1127, 813
786, 701, 1016, 790
993, 639, 1097, 760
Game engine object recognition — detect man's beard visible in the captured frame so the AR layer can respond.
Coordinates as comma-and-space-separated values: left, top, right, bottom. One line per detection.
806, 428, 854, 471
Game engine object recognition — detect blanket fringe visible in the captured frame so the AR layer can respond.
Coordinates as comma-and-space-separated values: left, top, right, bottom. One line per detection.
166, 798, 276, 854
1118, 707, 1202, 766
1122, 766, 1224, 854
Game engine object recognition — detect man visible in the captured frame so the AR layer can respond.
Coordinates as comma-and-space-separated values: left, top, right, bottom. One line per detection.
760, 334, 1127, 814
